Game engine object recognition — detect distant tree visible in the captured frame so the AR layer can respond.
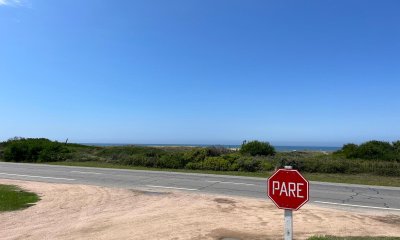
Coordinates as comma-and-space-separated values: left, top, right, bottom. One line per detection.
240, 140, 275, 156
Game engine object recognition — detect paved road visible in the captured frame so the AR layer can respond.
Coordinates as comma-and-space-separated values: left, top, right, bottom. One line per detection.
0, 162, 399, 212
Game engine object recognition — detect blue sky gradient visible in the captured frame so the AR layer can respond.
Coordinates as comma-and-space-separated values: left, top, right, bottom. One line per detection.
1, 0, 399, 146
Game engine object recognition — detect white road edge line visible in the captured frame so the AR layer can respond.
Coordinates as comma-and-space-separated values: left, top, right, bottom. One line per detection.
206, 180, 255, 186
71, 171, 103, 175
0, 173, 75, 181
146, 185, 198, 191
314, 201, 400, 211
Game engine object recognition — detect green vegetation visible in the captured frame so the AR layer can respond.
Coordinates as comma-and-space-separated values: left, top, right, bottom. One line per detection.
278, 151, 400, 177
48, 161, 270, 177
308, 236, 400, 240
240, 140, 276, 156
302, 173, 400, 187
336, 140, 400, 161
0, 184, 40, 211
1, 138, 400, 186
1, 137, 69, 162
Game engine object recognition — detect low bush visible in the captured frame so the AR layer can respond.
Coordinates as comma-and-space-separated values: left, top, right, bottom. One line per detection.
394, 141, 400, 154
340, 143, 359, 158
2, 138, 69, 162
157, 153, 185, 169
261, 160, 275, 171
237, 157, 263, 172
240, 140, 275, 156
185, 162, 203, 170
275, 153, 400, 176
357, 141, 394, 160
206, 146, 232, 156
183, 148, 210, 163
335, 140, 400, 161
202, 157, 231, 171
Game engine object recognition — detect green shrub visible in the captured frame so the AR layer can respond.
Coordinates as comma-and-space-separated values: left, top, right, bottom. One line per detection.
97, 146, 164, 158
229, 162, 239, 171
240, 140, 275, 156
157, 153, 184, 169
393, 141, 400, 154
38, 144, 69, 162
340, 143, 359, 158
125, 154, 158, 167
261, 160, 275, 171
4, 144, 29, 162
222, 153, 240, 162
206, 146, 232, 156
185, 162, 203, 170
357, 141, 394, 160
316, 159, 348, 174
120, 154, 147, 166
335, 140, 400, 161
182, 147, 229, 164
3, 138, 69, 162
237, 157, 262, 172
183, 148, 210, 163
202, 157, 231, 171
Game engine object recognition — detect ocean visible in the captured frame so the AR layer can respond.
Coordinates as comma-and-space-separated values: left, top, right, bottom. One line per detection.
82, 143, 340, 152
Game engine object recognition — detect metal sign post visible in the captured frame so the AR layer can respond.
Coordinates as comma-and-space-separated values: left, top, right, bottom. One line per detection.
284, 209, 293, 240
283, 166, 293, 240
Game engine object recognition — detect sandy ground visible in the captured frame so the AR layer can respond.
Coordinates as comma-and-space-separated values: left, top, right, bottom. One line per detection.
0, 179, 399, 240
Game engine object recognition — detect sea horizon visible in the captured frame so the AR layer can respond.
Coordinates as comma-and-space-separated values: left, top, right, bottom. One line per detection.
81, 143, 341, 152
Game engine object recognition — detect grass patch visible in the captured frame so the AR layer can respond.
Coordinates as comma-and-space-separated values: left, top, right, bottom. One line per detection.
308, 236, 400, 240
304, 173, 400, 187
0, 184, 40, 212
47, 161, 400, 187
47, 161, 271, 177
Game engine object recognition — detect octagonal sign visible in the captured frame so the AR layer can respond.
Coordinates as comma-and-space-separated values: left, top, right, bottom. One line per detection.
267, 169, 309, 210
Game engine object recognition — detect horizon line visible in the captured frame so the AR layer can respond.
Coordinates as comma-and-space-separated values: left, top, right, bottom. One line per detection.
77, 142, 342, 148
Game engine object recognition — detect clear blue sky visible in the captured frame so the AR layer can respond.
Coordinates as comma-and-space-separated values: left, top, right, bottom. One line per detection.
1, 0, 399, 146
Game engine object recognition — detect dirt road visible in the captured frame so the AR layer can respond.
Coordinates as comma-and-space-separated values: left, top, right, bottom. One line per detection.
1, 179, 399, 240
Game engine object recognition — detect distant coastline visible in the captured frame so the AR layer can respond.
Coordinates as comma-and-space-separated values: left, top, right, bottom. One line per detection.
81, 143, 340, 152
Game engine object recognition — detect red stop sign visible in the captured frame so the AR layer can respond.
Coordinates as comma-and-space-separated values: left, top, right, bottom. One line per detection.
267, 169, 309, 210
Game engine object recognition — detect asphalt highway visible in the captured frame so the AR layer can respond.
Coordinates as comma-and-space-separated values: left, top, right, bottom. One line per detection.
0, 162, 399, 212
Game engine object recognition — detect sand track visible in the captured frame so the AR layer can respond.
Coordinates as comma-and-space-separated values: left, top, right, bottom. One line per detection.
0, 179, 399, 240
